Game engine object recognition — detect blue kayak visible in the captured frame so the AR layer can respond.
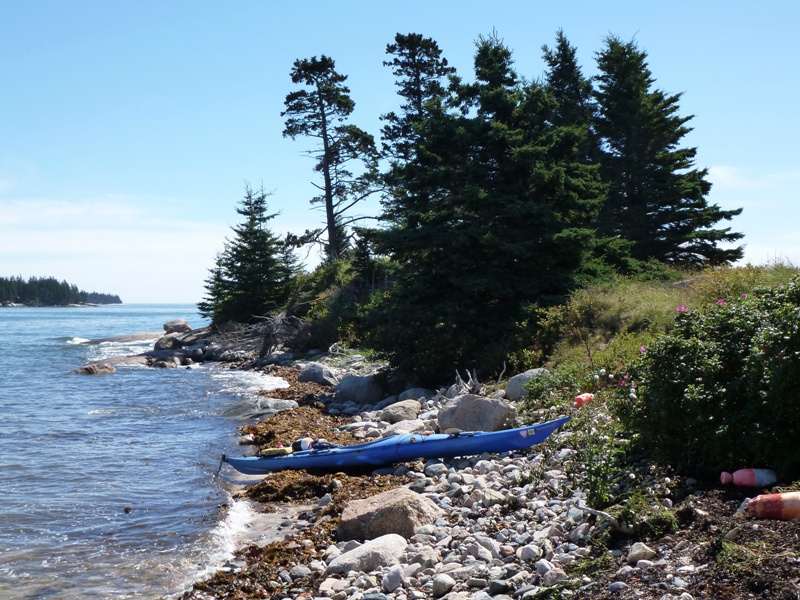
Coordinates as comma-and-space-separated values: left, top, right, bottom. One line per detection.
223, 416, 570, 475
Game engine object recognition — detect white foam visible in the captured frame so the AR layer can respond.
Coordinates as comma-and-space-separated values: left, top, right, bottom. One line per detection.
175, 495, 257, 590
210, 370, 289, 396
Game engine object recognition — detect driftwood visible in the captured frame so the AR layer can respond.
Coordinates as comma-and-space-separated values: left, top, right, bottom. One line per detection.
256, 311, 310, 357
454, 369, 484, 396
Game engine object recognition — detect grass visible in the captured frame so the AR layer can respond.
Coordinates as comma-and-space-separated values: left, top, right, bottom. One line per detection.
517, 261, 800, 516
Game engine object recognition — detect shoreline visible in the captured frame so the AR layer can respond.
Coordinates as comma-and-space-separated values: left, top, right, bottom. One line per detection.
82, 319, 799, 599
182, 358, 800, 600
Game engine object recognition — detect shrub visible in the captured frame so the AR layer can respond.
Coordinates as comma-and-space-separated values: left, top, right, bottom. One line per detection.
616, 277, 800, 479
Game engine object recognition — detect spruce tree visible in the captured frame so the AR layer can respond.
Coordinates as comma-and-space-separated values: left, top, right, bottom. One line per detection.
593, 35, 743, 266
198, 184, 286, 324
365, 33, 604, 384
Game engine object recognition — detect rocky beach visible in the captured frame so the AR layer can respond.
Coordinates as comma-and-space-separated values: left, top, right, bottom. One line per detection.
77, 319, 800, 600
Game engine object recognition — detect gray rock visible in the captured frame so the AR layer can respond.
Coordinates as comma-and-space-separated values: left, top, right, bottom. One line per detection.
336, 373, 384, 405
437, 394, 517, 432
627, 541, 656, 564
289, 564, 311, 579
399, 387, 435, 401
609, 581, 629, 592
432, 573, 456, 597
298, 362, 339, 387
337, 486, 444, 541
380, 399, 422, 424
410, 545, 441, 568
325, 533, 408, 574
504, 368, 547, 401
163, 318, 191, 333
71, 362, 117, 375
382, 564, 405, 592
154, 332, 183, 350
383, 419, 429, 437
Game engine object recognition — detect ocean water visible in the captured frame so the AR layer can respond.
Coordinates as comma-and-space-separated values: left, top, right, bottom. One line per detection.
0, 305, 286, 599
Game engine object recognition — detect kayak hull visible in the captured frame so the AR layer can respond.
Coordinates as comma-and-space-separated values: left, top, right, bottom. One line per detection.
223, 416, 570, 475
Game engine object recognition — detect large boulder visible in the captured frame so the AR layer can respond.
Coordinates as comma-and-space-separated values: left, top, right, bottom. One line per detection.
505, 368, 547, 401
297, 362, 339, 387
154, 332, 183, 351
221, 398, 299, 420
380, 399, 421, 424
163, 319, 192, 334
398, 387, 435, 401
337, 487, 444, 541
335, 373, 384, 405
437, 394, 517, 432
325, 533, 408, 575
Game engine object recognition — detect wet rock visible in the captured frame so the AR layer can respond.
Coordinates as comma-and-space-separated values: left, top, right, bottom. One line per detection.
71, 362, 116, 375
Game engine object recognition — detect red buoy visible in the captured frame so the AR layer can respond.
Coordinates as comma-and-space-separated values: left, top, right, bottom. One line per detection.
747, 491, 800, 520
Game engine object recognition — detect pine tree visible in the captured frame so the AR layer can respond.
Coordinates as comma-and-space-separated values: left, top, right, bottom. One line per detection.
380, 33, 455, 161
282, 56, 378, 261
198, 184, 286, 324
365, 33, 605, 384
593, 35, 743, 266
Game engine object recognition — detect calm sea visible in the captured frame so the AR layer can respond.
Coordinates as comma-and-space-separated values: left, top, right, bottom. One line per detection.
0, 304, 286, 599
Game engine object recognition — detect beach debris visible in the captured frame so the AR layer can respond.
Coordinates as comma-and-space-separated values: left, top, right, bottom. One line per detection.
747, 491, 800, 520
573, 392, 594, 408
720, 468, 777, 487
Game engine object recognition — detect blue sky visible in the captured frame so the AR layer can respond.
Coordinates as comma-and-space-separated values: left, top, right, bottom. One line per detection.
1, 1, 798, 303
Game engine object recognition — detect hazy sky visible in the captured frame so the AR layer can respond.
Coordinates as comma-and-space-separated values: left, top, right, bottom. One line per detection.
1, 1, 798, 303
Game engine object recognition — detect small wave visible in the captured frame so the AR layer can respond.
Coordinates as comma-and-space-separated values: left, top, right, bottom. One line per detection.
173, 495, 257, 592
65, 337, 90, 345
210, 370, 288, 396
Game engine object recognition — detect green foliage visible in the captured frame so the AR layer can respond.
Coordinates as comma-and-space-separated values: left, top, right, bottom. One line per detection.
593, 35, 743, 266
282, 55, 378, 261
289, 251, 391, 349
616, 276, 800, 479
366, 32, 606, 385
537, 276, 683, 369
520, 364, 633, 507
198, 185, 288, 325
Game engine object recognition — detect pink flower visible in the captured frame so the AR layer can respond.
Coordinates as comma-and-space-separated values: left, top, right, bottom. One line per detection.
717, 299, 726, 306
741, 293, 747, 299
639, 345, 646, 353
676, 305, 688, 313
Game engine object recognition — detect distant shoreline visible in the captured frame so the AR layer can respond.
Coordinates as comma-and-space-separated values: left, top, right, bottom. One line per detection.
0, 302, 123, 308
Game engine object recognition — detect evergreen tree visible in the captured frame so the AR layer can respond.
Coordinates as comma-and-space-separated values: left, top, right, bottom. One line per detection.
365, 33, 604, 384
593, 35, 743, 266
380, 33, 455, 161
282, 55, 378, 261
198, 184, 286, 324
542, 29, 598, 161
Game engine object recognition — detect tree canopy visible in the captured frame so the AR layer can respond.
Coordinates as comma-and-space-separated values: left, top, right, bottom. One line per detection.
282, 55, 378, 261
200, 29, 746, 385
